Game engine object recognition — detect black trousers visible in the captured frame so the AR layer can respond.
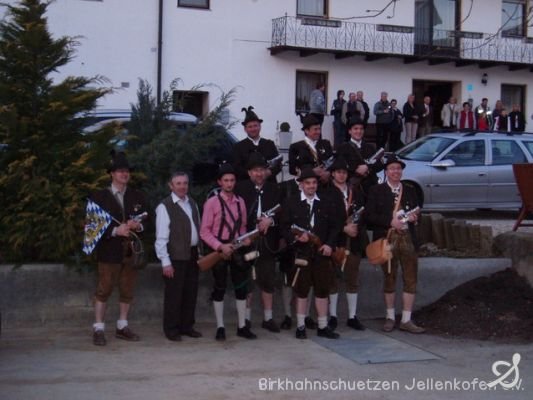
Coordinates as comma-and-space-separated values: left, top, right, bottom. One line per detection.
163, 248, 199, 338
375, 123, 390, 150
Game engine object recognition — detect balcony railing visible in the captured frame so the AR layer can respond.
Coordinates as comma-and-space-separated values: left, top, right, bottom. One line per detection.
461, 34, 533, 64
271, 16, 414, 56
271, 16, 533, 65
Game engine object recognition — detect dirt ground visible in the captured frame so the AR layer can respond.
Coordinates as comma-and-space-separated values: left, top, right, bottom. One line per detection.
414, 268, 533, 343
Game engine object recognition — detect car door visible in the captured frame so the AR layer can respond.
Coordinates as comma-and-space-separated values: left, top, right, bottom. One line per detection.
487, 138, 528, 206
430, 139, 488, 205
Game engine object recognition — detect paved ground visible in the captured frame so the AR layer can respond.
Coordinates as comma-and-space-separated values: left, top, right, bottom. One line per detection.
1, 320, 531, 400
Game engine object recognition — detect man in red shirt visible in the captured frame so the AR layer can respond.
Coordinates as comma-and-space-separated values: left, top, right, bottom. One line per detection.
200, 163, 255, 341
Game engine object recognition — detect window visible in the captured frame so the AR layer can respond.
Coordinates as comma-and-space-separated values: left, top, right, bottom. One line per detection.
173, 90, 208, 118
501, 84, 525, 114
502, 0, 526, 37
295, 71, 327, 114
415, 0, 459, 48
398, 136, 455, 161
444, 140, 485, 166
523, 141, 533, 157
297, 0, 327, 17
491, 140, 527, 165
178, 0, 209, 9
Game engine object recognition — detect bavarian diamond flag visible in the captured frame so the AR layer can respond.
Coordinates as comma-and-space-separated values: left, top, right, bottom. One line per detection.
83, 199, 113, 255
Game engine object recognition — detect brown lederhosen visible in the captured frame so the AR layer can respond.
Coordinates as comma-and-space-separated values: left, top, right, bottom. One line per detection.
381, 230, 418, 294
330, 253, 361, 294
95, 242, 137, 304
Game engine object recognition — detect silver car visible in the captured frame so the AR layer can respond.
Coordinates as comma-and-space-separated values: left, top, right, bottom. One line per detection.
395, 132, 533, 209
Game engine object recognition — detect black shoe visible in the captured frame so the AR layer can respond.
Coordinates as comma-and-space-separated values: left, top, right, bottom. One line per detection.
328, 316, 338, 330
181, 329, 202, 338
167, 334, 182, 342
93, 330, 106, 346
304, 316, 317, 330
115, 327, 140, 341
347, 316, 366, 331
237, 325, 257, 339
317, 326, 340, 339
280, 315, 292, 330
245, 319, 252, 329
262, 319, 280, 333
295, 326, 307, 339
215, 327, 226, 341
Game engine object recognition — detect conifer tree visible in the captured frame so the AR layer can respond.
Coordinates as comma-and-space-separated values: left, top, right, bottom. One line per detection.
0, 0, 112, 261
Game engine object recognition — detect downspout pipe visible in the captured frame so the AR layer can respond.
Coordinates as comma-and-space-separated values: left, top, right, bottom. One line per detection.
157, 0, 163, 105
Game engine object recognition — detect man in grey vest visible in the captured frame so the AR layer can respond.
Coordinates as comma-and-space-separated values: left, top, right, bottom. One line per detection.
155, 171, 203, 341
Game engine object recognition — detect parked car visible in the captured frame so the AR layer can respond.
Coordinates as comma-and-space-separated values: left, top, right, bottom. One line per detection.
79, 109, 198, 134
79, 109, 237, 185
395, 131, 533, 209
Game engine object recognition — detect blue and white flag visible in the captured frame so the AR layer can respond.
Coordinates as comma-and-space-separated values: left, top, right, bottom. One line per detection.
82, 199, 113, 255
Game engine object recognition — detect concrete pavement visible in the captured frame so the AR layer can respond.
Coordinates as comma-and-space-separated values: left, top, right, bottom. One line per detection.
0, 320, 531, 400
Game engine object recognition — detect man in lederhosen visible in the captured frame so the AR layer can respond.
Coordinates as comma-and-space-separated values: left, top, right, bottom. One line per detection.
320, 156, 366, 332
91, 151, 148, 346
233, 106, 281, 182
288, 114, 333, 185
337, 118, 384, 200
235, 153, 281, 333
280, 167, 342, 340
366, 155, 425, 334
155, 171, 202, 341
200, 163, 256, 341
277, 167, 318, 331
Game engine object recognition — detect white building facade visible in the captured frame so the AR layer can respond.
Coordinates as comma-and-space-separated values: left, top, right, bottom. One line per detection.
6, 0, 533, 142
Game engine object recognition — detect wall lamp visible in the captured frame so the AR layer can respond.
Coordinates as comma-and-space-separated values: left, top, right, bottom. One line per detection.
481, 73, 488, 85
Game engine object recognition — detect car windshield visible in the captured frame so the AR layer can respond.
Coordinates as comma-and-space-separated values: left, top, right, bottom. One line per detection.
397, 136, 455, 162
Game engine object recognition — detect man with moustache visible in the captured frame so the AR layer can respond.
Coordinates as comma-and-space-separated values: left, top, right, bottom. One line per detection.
155, 171, 202, 341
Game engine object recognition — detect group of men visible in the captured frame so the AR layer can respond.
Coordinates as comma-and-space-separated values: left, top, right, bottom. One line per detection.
89, 106, 425, 346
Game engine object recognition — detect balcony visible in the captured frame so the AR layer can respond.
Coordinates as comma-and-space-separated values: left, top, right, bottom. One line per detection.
270, 15, 413, 59
270, 16, 533, 70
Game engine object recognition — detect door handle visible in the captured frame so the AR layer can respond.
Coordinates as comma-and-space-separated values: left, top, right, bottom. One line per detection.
478, 172, 486, 176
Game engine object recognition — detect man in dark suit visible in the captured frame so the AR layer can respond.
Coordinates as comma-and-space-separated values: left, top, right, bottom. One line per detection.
277, 168, 318, 331
320, 156, 366, 332
337, 118, 384, 199
235, 153, 281, 333
366, 155, 424, 334
233, 106, 281, 182
288, 114, 333, 184
280, 167, 342, 340
417, 96, 433, 137
91, 152, 149, 346
155, 171, 202, 341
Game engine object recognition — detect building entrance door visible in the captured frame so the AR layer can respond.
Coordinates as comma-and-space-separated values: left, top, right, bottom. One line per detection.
413, 80, 457, 128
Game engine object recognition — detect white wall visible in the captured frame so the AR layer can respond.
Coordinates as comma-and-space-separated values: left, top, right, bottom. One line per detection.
47, 0, 159, 108
2, 0, 531, 140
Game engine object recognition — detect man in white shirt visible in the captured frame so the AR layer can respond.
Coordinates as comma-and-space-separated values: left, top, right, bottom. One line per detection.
155, 172, 203, 341
441, 96, 459, 130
